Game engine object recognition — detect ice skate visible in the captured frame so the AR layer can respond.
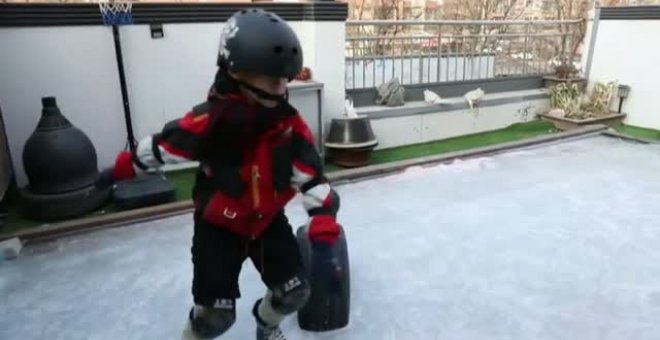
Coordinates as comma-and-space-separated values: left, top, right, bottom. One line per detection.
256, 322, 287, 340
253, 298, 287, 340
181, 319, 205, 340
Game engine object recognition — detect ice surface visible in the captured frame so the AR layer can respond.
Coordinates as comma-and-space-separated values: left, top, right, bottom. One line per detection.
4, 136, 660, 340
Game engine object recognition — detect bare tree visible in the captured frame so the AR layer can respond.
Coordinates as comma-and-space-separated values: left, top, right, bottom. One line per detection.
550, 0, 590, 65
440, 0, 523, 55
350, 0, 369, 20
348, 0, 425, 57
443, 0, 523, 20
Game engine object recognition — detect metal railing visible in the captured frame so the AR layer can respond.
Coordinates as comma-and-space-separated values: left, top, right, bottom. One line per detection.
345, 19, 584, 90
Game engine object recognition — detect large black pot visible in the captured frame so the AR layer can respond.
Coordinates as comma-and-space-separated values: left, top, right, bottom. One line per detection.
324, 116, 378, 168
22, 97, 99, 194
19, 97, 109, 221
19, 184, 109, 222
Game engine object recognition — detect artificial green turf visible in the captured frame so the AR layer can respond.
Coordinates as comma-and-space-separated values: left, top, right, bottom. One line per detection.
3, 202, 40, 234
370, 120, 556, 164
614, 124, 660, 141
167, 169, 197, 201
1, 200, 117, 235
0, 120, 558, 236
4, 121, 657, 236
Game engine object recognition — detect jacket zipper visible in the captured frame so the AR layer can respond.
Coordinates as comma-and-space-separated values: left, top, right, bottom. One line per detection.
251, 164, 263, 240
252, 164, 265, 272
252, 164, 261, 209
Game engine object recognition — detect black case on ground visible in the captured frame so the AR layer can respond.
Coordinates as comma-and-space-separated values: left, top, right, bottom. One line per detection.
113, 173, 176, 210
296, 224, 350, 332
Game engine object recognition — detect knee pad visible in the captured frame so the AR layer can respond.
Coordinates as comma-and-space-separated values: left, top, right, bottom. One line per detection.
189, 301, 236, 339
270, 276, 311, 314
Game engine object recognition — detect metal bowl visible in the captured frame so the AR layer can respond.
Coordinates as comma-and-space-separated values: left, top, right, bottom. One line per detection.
324, 116, 377, 149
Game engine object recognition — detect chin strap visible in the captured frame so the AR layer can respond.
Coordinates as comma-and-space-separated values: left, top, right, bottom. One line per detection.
237, 79, 289, 104
212, 66, 290, 105
212, 68, 240, 95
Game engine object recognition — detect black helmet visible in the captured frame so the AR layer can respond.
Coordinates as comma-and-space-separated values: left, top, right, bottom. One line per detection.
217, 9, 303, 80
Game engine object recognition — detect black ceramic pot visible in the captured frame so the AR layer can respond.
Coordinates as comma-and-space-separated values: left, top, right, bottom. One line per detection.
19, 97, 109, 221
22, 97, 99, 194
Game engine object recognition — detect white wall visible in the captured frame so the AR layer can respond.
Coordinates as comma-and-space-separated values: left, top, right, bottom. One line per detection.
0, 26, 127, 188
0, 107, 13, 199
309, 22, 346, 124
119, 23, 220, 140
0, 20, 346, 188
587, 20, 660, 129
120, 21, 345, 140
580, 7, 597, 75
364, 92, 550, 150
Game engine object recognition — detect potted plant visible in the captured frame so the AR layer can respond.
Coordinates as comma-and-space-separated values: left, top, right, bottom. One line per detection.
539, 81, 626, 130
543, 58, 586, 91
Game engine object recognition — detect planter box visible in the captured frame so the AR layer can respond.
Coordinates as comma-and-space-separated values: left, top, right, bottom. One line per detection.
538, 112, 626, 131
543, 76, 587, 91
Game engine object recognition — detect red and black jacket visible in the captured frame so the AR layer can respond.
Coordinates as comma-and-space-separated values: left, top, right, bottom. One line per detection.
123, 91, 338, 239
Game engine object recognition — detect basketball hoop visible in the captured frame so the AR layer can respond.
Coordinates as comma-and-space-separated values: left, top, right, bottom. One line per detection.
97, 0, 138, 149
98, 0, 133, 26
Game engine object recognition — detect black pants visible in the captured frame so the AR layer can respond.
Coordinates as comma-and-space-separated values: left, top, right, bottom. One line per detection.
191, 210, 304, 306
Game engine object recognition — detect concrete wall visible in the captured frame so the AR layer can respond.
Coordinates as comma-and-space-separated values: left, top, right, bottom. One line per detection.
0, 26, 127, 188
357, 90, 550, 150
0, 21, 345, 187
120, 22, 345, 139
0, 106, 13, 200
587, 15, 660, 129
307, 22, 346, 121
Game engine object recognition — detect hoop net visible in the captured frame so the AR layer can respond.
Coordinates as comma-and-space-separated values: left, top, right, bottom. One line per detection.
98, 0, 133, 26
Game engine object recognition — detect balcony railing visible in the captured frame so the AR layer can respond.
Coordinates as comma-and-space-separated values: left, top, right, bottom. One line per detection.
345, 19, 584, 90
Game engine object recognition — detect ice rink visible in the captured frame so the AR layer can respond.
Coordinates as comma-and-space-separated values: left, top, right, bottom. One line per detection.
3, 135, 660, 340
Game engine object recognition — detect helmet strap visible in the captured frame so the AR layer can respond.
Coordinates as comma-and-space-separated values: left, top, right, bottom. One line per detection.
213, 63, 289, 105
237, 80, 289, 105
212, 67, 240, 95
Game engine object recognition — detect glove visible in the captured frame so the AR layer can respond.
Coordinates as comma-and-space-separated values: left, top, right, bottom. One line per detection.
94, 151, 137, 189
307, 215, 340, 245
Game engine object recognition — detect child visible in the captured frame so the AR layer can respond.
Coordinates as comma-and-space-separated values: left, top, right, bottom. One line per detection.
97, 9, 341, 340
